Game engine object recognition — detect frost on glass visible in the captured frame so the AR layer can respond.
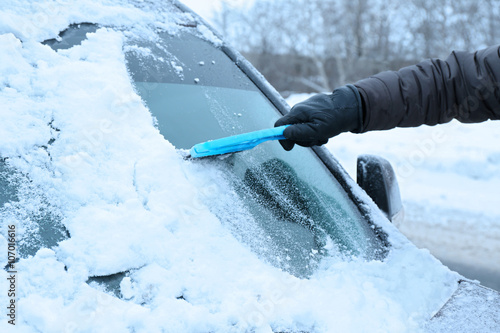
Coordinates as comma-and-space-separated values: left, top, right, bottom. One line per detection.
0, 160, 68, 259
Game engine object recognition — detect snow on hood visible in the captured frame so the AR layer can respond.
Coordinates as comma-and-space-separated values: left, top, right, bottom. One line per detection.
0, 1, 459, 332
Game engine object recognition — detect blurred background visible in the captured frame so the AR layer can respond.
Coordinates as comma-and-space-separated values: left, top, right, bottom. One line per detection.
188, 0, 499, 95
182, 0, 500, 291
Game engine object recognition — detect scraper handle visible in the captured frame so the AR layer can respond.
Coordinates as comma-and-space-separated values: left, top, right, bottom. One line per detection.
189, 125, 289, 158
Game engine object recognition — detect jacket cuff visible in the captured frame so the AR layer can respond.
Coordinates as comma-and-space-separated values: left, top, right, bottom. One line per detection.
345, 84, 364, 133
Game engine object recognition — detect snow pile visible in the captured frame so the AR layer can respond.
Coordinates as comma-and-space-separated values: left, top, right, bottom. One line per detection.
0, 1, 460, 332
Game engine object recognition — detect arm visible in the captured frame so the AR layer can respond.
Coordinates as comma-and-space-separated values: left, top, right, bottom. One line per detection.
354, 45, 500, 132
275, 45, 500, 150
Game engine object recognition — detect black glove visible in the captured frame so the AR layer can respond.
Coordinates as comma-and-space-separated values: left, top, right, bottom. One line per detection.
274, 84, 363, 151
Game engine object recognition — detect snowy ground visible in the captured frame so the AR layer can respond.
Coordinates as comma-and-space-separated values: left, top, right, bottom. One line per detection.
0, 1, 495, 332
288, 93, 500, 292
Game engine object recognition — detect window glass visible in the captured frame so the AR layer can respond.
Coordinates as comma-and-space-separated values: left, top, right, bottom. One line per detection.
0, 160, 15, 207
126, 30, 384, 276
39, 24, 384, 277
0, 160, 67, 258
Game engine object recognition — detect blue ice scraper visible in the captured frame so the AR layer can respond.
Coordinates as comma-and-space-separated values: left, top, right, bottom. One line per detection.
189, 125, 289, 158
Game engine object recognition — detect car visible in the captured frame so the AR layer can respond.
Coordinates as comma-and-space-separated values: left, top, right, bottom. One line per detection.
1, 1, 499, 332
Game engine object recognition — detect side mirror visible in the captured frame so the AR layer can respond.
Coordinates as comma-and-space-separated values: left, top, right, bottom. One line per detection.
357, 155, 404, 224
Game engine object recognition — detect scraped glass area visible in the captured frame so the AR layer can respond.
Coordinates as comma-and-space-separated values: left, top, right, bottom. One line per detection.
125, 30, 385, 277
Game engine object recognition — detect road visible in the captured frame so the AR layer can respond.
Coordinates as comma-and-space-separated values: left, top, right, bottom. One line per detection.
399, 202, 500, 291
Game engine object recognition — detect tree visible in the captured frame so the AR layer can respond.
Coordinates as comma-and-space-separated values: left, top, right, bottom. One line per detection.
211, 0, 497, 94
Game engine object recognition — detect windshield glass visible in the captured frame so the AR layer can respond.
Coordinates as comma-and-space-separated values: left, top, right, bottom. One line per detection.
0, 159, 67, 258
125, 30, 384, 277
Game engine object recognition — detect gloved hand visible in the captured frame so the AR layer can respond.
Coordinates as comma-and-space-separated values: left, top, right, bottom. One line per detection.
274, 84, 363, 151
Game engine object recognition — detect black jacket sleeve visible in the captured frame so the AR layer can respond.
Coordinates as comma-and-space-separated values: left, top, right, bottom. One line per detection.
353, 45, 500, 132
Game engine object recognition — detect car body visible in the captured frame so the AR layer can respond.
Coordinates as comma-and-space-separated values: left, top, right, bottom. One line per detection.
0, 1, 498, 332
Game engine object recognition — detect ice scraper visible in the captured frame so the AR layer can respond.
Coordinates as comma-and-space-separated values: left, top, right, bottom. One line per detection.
188, 125, 289, 158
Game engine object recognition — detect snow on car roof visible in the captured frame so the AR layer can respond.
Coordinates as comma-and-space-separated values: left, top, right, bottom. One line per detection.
0, 1, 463, 332
0, 0, 222, 45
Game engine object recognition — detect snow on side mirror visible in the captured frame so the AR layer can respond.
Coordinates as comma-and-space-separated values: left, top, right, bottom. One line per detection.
357, 154, 404, 224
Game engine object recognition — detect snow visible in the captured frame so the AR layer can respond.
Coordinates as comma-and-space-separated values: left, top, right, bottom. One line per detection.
424, 281, 500, 333
0, 1, 474, 332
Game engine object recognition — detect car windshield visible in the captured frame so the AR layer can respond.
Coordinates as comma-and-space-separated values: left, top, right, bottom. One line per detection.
125, 29, 385, 277
37, 21, 385, 278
